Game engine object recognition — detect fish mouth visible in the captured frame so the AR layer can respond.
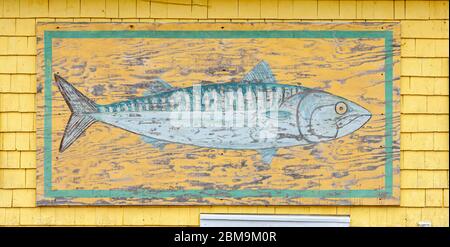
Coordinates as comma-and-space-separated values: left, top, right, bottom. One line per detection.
336, 113, 372, 138
337, 113, 371, 128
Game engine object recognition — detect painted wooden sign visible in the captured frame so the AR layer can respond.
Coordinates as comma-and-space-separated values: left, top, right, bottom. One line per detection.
36, 23, 400, 206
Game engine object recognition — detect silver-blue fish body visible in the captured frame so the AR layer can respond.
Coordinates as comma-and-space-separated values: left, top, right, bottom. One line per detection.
94, 83, 309, 149
54, 61, 371, 164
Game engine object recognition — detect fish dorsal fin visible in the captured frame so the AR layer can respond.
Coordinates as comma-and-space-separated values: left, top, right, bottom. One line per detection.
143, 79, 175, 96
242, 61, 276, 84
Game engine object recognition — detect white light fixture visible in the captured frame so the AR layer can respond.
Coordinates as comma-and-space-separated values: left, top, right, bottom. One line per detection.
418, 221, 432, 227
200, 214, 351, 227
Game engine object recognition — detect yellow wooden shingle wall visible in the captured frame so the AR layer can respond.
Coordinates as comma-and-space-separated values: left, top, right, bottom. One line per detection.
0, 0, 448, 226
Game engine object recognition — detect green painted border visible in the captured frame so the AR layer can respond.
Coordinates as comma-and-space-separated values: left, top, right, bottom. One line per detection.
43, 30, 394, 200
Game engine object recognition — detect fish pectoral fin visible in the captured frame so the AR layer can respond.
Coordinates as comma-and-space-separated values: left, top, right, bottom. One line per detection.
242, 60, 277, 84
143, 78, 176, 96
141, 136, 169, 150
265, 110, 292, 120
257, 148, 278, 164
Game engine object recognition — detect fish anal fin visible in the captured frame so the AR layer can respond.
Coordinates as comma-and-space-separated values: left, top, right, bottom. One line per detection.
141, 136, 169, 150
242, 60, 277, 84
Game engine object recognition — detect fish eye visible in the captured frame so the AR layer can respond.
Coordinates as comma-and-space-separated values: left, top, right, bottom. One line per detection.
335, 102, 348, 115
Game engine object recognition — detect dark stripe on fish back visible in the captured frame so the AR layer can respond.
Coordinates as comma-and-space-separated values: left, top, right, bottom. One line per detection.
100, 83, 305, 114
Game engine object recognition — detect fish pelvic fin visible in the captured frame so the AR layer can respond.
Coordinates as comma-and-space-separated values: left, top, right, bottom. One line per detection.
257, 148, 278, 165
54, 74, 98, 152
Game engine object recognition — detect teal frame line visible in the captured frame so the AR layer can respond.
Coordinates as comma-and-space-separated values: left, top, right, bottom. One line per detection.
43, 30, 394, 200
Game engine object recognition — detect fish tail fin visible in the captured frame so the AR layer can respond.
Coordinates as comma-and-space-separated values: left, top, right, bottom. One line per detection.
54, 74, 98, 114
54, 74, 98, 152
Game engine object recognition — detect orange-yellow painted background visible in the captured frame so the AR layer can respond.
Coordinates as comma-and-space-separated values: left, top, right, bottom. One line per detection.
36, 22, 400, 206
0, 0, 448, 226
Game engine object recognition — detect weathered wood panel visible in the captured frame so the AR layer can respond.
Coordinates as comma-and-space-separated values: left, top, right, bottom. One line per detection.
36, 22, 400, 205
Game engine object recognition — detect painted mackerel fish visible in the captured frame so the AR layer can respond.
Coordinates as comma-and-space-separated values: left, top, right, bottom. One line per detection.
55, 61, 371, 164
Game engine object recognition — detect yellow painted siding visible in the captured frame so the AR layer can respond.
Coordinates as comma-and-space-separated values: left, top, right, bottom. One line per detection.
0, 0, 448, 226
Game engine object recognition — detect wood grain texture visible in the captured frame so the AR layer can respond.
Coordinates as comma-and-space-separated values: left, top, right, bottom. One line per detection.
36, 22, 400, 206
